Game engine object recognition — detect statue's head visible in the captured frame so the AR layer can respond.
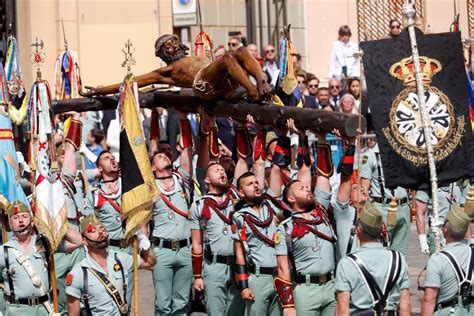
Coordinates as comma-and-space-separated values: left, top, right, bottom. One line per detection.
155, 34, 189, 65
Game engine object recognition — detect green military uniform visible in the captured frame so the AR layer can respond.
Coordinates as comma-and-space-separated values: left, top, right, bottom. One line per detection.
66, 249, 136, 316
424, 207, 474, 315
333, 199, 357, 262
416, 182, 465, 254
232, 197, 282, 316
151, 168, 193, 315
359, 143, 410, 256
335, 205, 410, 314
87, 178, 126, 250
277, 188, 337, 314
0, 235, 52, 316
190, 187, 244, 316
55, 168, 87, 314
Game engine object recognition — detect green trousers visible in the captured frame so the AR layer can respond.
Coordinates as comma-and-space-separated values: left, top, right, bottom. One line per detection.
4, 303, 49, 316
247, 273, 281, 316
203, 259, 244, 316
54, 247, 85, 315
294, 280, 337, 315
152, 245, 193, 315
372, 202, 410, 256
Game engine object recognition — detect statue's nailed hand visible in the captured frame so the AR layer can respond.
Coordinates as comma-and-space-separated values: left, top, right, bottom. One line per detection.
79, 86, 100, 97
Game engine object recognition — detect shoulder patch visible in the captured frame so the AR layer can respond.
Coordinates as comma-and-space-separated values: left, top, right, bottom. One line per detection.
65, 273, 74, 286
362, 156, 368, 164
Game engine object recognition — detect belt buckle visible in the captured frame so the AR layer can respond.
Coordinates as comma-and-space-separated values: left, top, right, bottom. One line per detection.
29, 297, 39, 305
319, 274, 327, 285
171, 240, 180, 250
226, 256, 233, 264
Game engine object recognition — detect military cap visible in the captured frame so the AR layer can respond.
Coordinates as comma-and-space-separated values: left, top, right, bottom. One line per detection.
6, 200, 31, 217
446, 204, 471, 233
360, 202, 383, 229
79, 214, 102, 235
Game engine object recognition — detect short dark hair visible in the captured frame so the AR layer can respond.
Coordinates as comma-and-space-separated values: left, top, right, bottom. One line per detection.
338, 25, 352, 37
96, 150, 112, 166
389, 19, 401, 27
236, 171, 255, 189
90, 128, 105, 144
282, 180, 300, 204
205, 162, 221, 177
446, 221, 467, 241
306, 73, 318, 82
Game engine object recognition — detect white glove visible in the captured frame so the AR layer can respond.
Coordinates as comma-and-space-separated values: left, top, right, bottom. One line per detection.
418, 234, 430, 255
135, 229, 151, 252
79, 143, 97, 163
16, 151, 31, 174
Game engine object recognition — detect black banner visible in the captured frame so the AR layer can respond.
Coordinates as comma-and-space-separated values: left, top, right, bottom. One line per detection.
361, 30, 474, 189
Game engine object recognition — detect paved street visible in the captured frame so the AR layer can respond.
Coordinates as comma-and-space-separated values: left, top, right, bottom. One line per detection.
135, 223, 433, 315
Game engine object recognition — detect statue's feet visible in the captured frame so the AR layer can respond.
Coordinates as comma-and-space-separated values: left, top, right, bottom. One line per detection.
257, 79, 273, 102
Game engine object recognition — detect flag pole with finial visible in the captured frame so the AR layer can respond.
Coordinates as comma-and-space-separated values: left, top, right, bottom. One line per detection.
402, 0, 442, 251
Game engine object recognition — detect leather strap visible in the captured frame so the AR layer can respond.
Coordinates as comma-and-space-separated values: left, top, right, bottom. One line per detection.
347, 250, 402, 313
82, 266, 92, 316
294, 272, 333, 285
87, 267, 128, 315
4, 245, 14, 299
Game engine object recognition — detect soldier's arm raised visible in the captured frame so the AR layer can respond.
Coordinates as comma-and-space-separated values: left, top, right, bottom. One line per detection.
178, 112, 193, 177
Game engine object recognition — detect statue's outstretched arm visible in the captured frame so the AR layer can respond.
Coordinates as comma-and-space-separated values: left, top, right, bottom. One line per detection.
80, 66, 176, 97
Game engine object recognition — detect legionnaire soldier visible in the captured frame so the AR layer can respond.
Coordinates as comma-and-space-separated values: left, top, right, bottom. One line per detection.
330, 133, 368, 261
149, 112, 194, 315
66, 214, 156, 316
191, 116, 249, 315
232, 171, 282, 316
360, 142, 411, 256
87, 150, 124, 250
336, 203, 411, 315
55, 112, 89, 314
0, 201, 83, 316
275, 131, 337, 315
416, 181, 469, 255
421, 205, 474, 315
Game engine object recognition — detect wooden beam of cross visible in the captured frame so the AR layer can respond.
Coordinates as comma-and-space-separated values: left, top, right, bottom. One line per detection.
52, 90, 366, 137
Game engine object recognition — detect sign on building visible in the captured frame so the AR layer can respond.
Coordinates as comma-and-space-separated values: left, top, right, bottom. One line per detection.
172, 0, 197, 27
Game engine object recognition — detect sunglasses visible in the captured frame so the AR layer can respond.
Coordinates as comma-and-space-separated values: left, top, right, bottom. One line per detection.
391, 25, 401, 29
309, 84, 318, 88
298, 80, 305, 84
265, 49, 275, 53
228, 42, 239, 47
330, 85, 340, 89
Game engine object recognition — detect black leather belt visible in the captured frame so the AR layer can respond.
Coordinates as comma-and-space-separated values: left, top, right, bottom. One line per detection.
4, 292, 50, 305
204, 250, 234, 265
248, 265, 277, 275
435, 298, 459, 311
372, 197, 408, 205
109, 238, 127, 248
294, 272, 333, 285
152, 237, 190, 250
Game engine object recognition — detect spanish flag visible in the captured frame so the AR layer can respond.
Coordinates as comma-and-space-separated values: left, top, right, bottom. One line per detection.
120, 77, 158, 242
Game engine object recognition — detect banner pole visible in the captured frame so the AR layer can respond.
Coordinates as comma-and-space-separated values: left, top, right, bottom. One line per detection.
133, 236, 139, 316
403, 0, 442, 251
1, 209, 8, 244
49, 248, 59, 313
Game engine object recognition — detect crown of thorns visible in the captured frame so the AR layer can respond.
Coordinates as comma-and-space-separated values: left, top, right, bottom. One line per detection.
155, 34, 179, 51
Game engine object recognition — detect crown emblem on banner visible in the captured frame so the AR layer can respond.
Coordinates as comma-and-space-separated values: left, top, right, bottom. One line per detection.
389, 56, 442, 85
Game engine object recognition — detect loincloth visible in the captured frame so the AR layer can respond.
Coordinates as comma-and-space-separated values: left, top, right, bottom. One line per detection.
192, 66, 234, 100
